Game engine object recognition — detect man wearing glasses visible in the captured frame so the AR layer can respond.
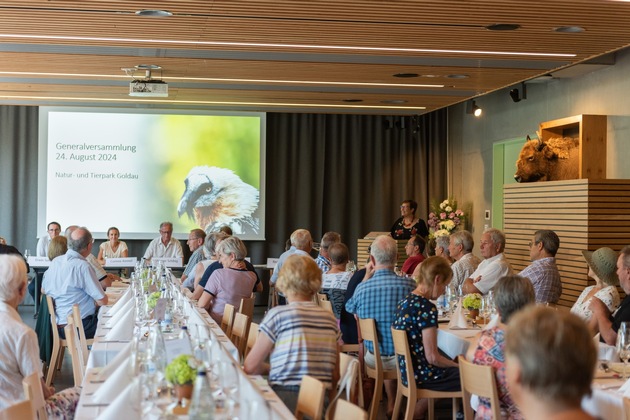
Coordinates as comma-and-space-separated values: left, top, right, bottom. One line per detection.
36, 221, 61, 257
143, 221, 184, 263
462, 228, 513, 295
519, 230, 562, 305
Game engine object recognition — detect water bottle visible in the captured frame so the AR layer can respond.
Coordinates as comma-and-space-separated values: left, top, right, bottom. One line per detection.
179, 325, 193, 353
188, 370, 215, 419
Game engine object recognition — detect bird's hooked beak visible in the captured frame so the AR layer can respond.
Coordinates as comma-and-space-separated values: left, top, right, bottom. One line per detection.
177, 188, 194, 219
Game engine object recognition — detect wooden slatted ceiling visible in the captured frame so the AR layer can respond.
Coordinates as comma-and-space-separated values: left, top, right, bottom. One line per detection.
0, 1, 630, 112
504, 180, 630, 308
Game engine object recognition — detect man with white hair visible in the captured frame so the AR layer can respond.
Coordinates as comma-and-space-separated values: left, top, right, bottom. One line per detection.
448, 230, 481, 291
345, 235, 416, 416
270, 229, 313, 305
462, 228, 513, 295
143, 221, 184, 263
43, 227, 107, 339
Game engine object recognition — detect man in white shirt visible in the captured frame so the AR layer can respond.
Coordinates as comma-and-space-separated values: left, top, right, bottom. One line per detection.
462, 228, 513, 295
36, 221, 61, 257
270, 229, 313, 304
143, 221, 184, 263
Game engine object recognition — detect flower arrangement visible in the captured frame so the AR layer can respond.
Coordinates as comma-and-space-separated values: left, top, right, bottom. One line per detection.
165, 354, 197, 385
462, 293, 482, 310
427, 198, 465, 239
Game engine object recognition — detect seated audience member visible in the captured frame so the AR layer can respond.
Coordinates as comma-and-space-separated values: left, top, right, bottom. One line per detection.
42, 227, 107, 339
506, 306, 597, 420
0, 237, 5, 245
244, 254, 340, 413
448, 230, 480, 292
143, 221, 184, 263
0, 254, 80, 416
185, 231, 227, 293
465, 275, 535, 420
435, 235, 454, 264
65, 225, 115, 289
270, 229, 314, 305
519, 229, 562, 305
197, 236, 262, 323
180, 228, 206, 288
571, 247, 620, 324
321, 243, 352, 318
462, 228, 513, 295
339, 248, 371, 344
401, 235, 425, 275
591, 245, 630, 346
219, 225, 233, 235
391, 199, 429, 240
36, 221, 61, 257
315, 231, 341, 273
97, 226, 128, 265
392, 256, 460, 419
346, 235, 416, 416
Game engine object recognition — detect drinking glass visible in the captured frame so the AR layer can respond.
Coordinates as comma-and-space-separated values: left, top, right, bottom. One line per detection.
24, 249, 31, 259
480, 296, 492, 325
447, 284, 459, 316
220, 361, 240, 417
617, 322, 630, 379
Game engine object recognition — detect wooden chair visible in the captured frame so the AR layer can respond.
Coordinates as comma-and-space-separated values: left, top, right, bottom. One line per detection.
624, 397, 630, 420
320, 299, 334, 314
239, 296, 255, 320
391, 328, 462, 420
45, 295, 68, 386
458, 358, 501, 420
230, 312, 251, 361
71, 304, 94, 365
357, 317, 398, 420
325, 353, 363, 419
317, 293, 328, 302
245, 322, 259, 359
64, 317, 86, 387
22, 372, 48, 420
295, 375, 326, 420
0, 400, 33, 420
220, 303, 236, 337
332, 399, 368, 420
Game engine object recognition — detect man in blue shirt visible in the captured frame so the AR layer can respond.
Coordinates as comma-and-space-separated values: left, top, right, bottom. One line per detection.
42, 227, 107, 339
345, 235, 415, 415
315, 231, 341, 273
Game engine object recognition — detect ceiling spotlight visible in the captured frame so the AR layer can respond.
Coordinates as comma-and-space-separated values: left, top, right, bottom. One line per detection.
509, 82, 527, 102
467, 100, 482, 117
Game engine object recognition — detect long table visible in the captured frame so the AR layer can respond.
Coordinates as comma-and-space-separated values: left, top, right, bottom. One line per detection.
75, 283, 294, 419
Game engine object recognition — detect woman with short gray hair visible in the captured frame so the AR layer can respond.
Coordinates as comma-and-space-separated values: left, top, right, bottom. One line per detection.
0, 255, 80, 415
465, 275, 535, 420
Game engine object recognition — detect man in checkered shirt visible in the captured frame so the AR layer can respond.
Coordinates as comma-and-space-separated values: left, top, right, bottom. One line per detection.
520, 229, 562, 304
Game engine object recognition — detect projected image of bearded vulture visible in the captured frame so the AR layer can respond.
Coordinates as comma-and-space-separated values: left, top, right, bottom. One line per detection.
177, 166, 260, 235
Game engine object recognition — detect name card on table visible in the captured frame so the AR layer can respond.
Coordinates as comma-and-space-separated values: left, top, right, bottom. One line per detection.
152, 257, 182, 268
105, 257, 138, 267
267, 258, 279, 269
164, 337, 193, 363
27, 256, 51, 267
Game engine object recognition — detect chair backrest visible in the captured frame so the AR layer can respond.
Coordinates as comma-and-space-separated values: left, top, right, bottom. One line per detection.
624, 397, 630, 420
317, 293, 328, 302
0, 400, 33, 420
391, 328, 416, 394
64, 317, 85, 387
458, 358, 502, 420
245, 322, 259, 359
71, 304, 90, 365
295, 375, 326, 420
325, 353, 361, 419
357, 317, 385, 373
230, 312, 251, 361
22, 372, 48, 420
221, 303, 236, 337
332, 399, 367, 420
239, 297, 255, 319
46, 295, 61, 346
320, 299, 334, 314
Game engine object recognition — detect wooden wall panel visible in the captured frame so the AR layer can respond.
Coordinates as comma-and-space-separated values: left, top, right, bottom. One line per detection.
504, 179, 630, 308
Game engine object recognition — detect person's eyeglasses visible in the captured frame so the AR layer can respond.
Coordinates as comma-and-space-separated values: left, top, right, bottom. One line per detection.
159, 230, 172, 235
528, 240, 539, 247
480, 241, 493, 246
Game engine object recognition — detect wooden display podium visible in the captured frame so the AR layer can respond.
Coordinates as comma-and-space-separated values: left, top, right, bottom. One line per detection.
503, 179, 630, 308
357, 232, 408, 269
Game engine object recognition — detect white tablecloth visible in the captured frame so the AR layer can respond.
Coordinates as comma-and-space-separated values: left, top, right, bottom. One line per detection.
437, 323, 479, 359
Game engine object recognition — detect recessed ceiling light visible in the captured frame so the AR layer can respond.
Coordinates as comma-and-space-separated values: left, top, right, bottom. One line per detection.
136, 10, 173, 17
393, 73, 419, 78
486, 23, 521, 31
420, 74, 441, 78
381, 99, 408, 104
446, 74, 470, 79
342, 99, 363, 103
553, 26, 585, 33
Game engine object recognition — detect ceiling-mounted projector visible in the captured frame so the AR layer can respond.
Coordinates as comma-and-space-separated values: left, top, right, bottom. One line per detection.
129, 79, 168, 97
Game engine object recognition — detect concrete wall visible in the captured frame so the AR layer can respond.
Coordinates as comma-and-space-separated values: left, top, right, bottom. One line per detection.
448, 47, 630, 242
